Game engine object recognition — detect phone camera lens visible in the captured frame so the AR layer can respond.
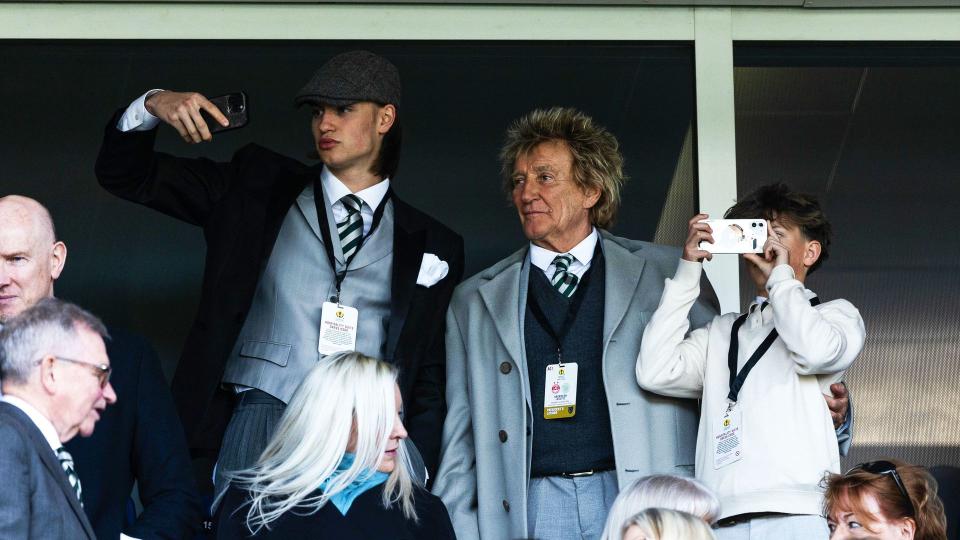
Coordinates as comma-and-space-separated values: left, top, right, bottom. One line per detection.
751, 223, 756, 227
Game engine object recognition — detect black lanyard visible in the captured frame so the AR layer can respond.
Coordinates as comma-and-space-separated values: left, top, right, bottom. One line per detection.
313, 175, 391, 303
726, 296, 821, 402
527, 272, 589, 365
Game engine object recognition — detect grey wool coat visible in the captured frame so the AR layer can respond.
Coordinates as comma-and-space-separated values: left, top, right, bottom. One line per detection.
433, 230, 719, 540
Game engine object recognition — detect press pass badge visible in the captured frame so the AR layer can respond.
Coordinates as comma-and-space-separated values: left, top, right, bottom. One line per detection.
714, 401, 744, 469
318, 301, 359, 356
543, 363, 578, 419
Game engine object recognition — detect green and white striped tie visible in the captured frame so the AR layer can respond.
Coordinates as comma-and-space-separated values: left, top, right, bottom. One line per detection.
56, 446, 83, 506
550, 253, 579, 298
337, 194, 364, 261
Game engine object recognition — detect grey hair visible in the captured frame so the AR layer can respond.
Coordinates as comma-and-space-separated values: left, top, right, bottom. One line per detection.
621, 508, 717, 540
0, 298, 108, 385
601, 475, 720, 540
219, 351, 418, 535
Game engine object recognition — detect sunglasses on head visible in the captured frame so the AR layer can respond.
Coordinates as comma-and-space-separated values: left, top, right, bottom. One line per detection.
845, 460, 915, 516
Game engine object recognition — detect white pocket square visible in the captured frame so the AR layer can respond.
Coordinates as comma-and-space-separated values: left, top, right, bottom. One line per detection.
416, 253, 449, 288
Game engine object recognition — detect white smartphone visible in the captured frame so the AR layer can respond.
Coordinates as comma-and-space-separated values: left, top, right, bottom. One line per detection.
699, 219, 767, 254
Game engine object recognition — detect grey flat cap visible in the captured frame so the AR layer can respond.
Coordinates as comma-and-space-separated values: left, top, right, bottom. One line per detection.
295, 50, 401, 108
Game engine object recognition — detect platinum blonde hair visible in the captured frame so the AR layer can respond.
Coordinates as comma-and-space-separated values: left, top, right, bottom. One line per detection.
220, 351, 417, 534
601, 475, 720, 540
0, 298, 108, 384
621, 508, 717, 540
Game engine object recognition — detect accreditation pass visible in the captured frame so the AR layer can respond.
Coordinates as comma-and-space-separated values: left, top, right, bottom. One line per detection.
318, 301, 359, 356
713, 401, 744, 469
543, 363, 578, 419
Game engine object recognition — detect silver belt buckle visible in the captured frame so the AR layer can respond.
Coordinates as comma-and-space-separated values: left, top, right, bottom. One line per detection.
560, 469, 595, 478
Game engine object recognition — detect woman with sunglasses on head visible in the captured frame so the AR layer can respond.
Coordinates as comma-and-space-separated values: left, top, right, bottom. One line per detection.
213, 351, 455, 539
824, 459, 947, 540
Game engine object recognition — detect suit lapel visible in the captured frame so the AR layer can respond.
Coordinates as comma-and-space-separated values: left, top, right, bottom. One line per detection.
262, 166, 317, 263
601, 232, 646, 348
294, 185, 323, 243
0, 404, 95, 539
385, 199, 425, 361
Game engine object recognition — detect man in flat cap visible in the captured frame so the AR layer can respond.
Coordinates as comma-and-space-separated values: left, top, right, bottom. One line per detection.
95, 50, 465, 500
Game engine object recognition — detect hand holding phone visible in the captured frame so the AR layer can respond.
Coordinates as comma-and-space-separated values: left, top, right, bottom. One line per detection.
698, 219, 767, 254
202, 92, 249, 134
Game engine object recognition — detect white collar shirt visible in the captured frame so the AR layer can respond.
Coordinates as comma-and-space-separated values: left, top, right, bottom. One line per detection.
528, 227, 599, 280
321, 167, 390, 237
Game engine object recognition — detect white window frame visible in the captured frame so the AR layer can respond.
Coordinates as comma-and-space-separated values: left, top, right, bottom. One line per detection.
2, 3, 958, 312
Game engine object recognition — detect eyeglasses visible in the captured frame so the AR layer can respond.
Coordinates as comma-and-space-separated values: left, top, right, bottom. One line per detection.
845, 460, 915, 516
41, 356, 112, 389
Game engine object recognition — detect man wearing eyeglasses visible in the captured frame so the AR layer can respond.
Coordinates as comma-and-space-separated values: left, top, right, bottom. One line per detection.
0, 195, 200, 540
0, 298, 116, 540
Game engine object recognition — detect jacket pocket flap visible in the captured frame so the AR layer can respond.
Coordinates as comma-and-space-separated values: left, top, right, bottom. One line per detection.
239, 340, 291, 367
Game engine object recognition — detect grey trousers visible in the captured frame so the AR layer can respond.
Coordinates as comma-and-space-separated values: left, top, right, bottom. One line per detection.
527, 470, 619, 540
212, 389, 428, 505
713, 514, 830, 540
213, 390, 285, 503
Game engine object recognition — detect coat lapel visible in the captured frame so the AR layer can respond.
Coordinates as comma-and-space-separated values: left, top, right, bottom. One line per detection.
478, 249, 528, 373
601, 232, 646, 348
385, 200, 425, 361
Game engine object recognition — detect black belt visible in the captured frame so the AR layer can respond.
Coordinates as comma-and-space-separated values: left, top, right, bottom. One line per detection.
234, 388, 284, 407
557, 467, 614, 479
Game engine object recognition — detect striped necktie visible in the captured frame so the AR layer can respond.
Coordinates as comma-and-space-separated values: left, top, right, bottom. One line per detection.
337, 194, 364, 261
550, 253, 579, 298
56, 446, 83, 506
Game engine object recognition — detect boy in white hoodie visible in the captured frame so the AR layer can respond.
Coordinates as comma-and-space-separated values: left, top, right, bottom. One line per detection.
636, 183, 865, 539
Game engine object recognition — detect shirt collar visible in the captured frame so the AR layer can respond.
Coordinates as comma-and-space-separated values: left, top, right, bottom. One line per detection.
529, 227, 599, 272
320, 167, 390, 210
1, 394, 62, 451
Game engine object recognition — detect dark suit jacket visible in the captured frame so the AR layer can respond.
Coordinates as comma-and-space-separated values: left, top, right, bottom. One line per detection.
95, 110, 465, 483
0, 402, 96, 540
66, 327, 201, 540
214, 483, 456, 539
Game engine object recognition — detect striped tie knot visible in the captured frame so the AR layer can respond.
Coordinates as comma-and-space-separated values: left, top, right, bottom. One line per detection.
550, 253, 579, 298
56, 446, 83, 506
337, 195, 364, 260
341, 194, 362, 216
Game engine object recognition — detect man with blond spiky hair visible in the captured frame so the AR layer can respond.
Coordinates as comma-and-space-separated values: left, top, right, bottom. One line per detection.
435, 107, 719, 540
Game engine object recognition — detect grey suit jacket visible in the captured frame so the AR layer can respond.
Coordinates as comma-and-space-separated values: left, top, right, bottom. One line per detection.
0, 402, 96, 540
433, 231, 719, 540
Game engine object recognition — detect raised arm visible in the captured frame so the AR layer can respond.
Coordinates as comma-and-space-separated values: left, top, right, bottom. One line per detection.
636, 214, 717, 398
94, 91, 236, 227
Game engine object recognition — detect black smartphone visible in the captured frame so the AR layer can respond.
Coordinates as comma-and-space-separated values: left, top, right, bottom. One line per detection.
203, 92, 248, 134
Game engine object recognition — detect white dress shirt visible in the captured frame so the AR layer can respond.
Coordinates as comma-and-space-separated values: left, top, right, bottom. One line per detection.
117, 90, 164, 132
320, 167, 391, 237
528, 227, 599, 280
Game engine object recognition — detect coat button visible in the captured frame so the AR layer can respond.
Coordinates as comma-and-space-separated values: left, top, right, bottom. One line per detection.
499, 430, 508, 442
499, 362, 512, 374
502, 499, 510, 512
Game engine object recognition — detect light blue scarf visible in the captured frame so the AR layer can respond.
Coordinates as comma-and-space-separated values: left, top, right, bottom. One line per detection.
319, 453, 389, 516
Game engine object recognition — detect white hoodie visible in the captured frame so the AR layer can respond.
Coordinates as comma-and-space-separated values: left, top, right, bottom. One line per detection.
637, 260, 865, 519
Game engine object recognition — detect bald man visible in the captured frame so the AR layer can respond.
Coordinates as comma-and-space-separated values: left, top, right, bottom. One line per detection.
0, 196, 201, 540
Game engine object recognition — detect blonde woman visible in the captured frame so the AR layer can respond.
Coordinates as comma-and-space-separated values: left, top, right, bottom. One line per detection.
601, 474, 720, 540
621, 508, 717, 540
214, 352, 455, 539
